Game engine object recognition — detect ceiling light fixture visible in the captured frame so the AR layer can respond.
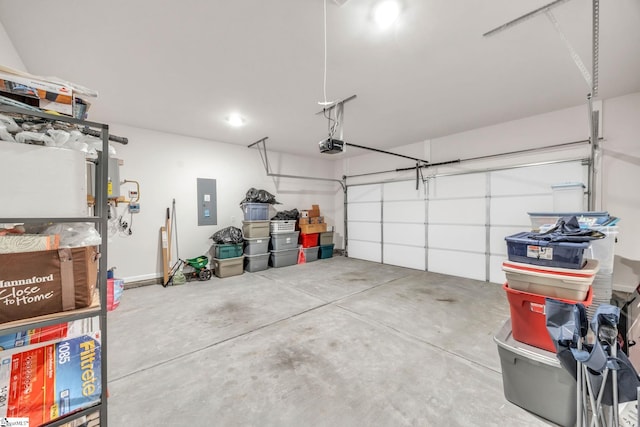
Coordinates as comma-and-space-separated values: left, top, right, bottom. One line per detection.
374, 0, 400, 29
226, 113, 245, 127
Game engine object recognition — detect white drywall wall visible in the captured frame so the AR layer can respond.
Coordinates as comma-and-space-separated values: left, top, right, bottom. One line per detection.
107, 124, 339, 282
0, 20, 26, 71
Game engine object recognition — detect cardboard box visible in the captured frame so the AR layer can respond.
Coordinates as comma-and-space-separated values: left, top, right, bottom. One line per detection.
0, 333, 102, 426
310, 216, 324, 224
298, 218, 310, 226
0, 246, 99, 324
308, 205, 320, 218
299, 223, 327, 234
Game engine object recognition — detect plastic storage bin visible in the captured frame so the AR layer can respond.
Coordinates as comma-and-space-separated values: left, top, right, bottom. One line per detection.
319, 231, 334, 245
319, 244, 334, 259
242, 220, 270, 238
528, 211, 610, 231
211, 243, 243, 259
241, 203, 269, 221
505, 231, 589, 269
244, 252, 270, 272
299, 233, 319, 248
301, 246, 319, 263
212, 255, 244, 278
244, 237, 270, 255
270, 231, 300, 251
270, 220, 296, 234
503, 283, 593, 352
270, 248, 298, 268
494, 319, 576, 427
588, 225, 618, 273
502, 258, 599, 300
551, 182, 585, 212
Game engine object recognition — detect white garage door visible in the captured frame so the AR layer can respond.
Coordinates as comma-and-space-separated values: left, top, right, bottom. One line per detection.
347, 160, 588, 282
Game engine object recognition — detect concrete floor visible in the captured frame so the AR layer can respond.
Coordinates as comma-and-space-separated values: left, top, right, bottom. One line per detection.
107, 256, 556, 426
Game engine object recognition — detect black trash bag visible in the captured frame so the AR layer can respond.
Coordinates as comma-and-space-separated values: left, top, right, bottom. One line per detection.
210, 226, 244, 244
271, 209, 299, 220
240, 188, 280, 205
525, 216, 606, 243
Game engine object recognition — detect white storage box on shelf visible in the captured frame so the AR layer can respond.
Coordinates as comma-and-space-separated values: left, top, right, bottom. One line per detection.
494, 319, 576, 427
0, 141, 88, 217
502, 258, 599, 300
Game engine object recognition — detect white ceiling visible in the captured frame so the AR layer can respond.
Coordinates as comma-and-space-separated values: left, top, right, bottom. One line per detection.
1, 0, 639, 158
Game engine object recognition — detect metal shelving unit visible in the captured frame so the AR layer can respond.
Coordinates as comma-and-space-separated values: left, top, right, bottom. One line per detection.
0, 105, 109, 426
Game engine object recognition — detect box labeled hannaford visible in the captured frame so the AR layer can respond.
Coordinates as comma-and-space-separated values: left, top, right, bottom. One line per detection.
0, 246, 98, 324
0, 333, 102, 426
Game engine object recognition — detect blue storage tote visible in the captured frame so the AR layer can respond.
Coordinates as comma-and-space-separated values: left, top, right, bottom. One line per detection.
211, 243, 243, 259
319, 244, 334, 259
505, 232, 589, 269
241, 203, 269, 221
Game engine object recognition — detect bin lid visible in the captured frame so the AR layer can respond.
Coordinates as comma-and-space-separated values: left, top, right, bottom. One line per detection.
502, 258, 600, 277
494, 319, 560, 367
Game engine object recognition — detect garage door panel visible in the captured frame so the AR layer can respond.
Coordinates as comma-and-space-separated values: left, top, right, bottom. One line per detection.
383, 223, 425, 246
490, 195, 551, 226
429, 199, 485, 224
489, 255, 507, 285
383, 181, 425, 201
348, 184, 381, 203
347, 202, 381, 222
347, 221, 381, 242
428, 224, 485, 252
491, 163, 586, 196
428, 174, 486, 199
383, 244, 425, 270
490, 226, 525, 256
428, 249, 485, 281
348, 240, 381, 263
383, 200, 425, 223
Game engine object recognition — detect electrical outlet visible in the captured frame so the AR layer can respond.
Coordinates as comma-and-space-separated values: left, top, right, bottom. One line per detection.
231, 216, 235, 223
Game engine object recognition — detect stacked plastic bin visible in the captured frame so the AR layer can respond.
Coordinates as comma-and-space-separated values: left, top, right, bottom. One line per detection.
269, 220, 299, 268
529, 212, 619, 319
211, 242, 244, 278
319, 231, 334, 259
241, 203, 271, 272
495, 229, 600, 426
299, 230, 319, 263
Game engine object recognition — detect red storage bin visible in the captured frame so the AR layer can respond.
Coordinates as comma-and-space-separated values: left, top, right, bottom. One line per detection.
503, 283, 593, 352
299, 233, 319, 248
